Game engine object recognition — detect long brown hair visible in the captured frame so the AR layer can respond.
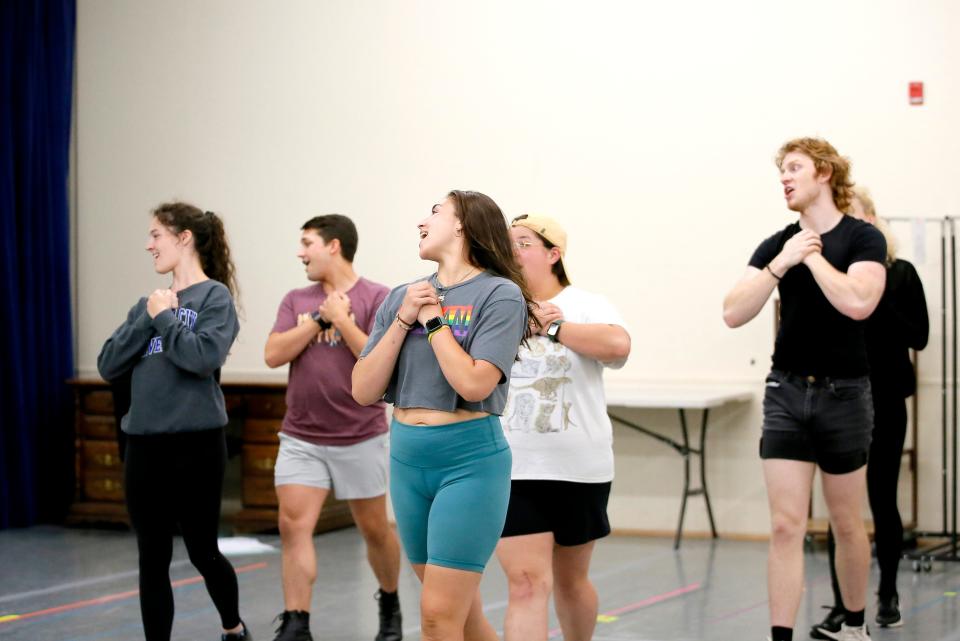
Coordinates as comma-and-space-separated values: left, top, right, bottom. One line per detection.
152, 202, 240, 301
447, 190, 539, 335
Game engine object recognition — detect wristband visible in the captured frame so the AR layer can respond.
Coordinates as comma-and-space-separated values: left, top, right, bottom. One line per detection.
427, 325, 449, 344
765, 264, 782, 281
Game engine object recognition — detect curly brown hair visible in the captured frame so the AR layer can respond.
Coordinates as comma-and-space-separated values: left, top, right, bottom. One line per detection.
776, 137, 855, 212
152, 202, 240, 301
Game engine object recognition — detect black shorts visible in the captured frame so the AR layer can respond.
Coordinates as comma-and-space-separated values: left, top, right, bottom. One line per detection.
500, 479, 611, 546
760, 369, 873, 474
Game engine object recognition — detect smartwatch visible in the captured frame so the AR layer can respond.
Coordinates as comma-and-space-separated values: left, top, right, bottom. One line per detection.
546, 319, 564, 343
425, 316, 445, 335
310, 310, 332, 331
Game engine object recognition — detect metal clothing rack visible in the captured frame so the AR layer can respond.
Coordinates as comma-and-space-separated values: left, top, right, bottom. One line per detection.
891, 216, 959, 571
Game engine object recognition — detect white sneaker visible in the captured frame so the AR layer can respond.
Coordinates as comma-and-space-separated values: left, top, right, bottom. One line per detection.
837, 623, 871, 641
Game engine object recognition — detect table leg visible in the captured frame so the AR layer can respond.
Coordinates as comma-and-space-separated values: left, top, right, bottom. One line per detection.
675, 409, 692, 549
675, 409, 718, 548
700, 408, 718, 538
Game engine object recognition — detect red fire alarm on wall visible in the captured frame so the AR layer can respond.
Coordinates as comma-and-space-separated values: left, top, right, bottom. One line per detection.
909, 81, 924, 106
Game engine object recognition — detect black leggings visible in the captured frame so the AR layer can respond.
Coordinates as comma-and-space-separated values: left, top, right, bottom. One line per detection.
827, 394, 907, 603
125, 428, 240, 641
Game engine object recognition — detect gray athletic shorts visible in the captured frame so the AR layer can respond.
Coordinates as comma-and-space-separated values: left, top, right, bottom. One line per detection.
274, 432, 388, 499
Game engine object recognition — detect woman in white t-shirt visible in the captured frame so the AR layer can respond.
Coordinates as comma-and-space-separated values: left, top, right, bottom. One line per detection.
496, 214, 631, 641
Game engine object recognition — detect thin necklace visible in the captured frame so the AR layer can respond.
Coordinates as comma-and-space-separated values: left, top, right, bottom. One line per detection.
435, 266, 479, 303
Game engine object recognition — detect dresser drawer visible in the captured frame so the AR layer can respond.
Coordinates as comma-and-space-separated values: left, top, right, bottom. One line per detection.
246, 394, 287, 419
82, 390, 115, 415
79, 414, 116, 439
244, 418, 282, 444
224, 392, 244, 414
82, 440, 122, 471
242, 476, 279, 508
243, 445, 278, 476
83, 470, 124, 502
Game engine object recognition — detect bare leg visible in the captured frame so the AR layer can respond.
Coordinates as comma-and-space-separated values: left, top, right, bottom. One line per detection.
822, 466, 870, 613
411, 563, 497, 641
276, 484, 327, 611
763, 459, 816, 627
495, 533, 554, 641
349, 495, 401, 592
552, 540, 598, 641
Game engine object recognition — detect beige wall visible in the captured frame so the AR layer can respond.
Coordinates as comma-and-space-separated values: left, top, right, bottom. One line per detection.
75, 1, 960, 536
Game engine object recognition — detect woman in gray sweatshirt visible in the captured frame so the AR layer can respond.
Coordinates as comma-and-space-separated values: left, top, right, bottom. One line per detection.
97, 202, 248, 641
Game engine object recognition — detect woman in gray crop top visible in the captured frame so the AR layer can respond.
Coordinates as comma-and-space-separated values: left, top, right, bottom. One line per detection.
96, 202, 249, 641
353, 190, 535, 641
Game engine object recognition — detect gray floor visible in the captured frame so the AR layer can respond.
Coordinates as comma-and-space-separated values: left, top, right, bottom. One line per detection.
1, 526, 958, 641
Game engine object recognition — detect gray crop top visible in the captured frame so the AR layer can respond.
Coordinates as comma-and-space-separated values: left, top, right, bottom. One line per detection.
360, 271, 527, 414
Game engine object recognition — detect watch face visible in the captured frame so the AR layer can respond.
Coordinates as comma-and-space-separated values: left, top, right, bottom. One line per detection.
547, 322, 559, 336
425, 316, 444, 332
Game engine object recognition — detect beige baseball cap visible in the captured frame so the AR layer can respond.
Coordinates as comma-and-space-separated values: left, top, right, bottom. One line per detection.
511, 214, 571, 284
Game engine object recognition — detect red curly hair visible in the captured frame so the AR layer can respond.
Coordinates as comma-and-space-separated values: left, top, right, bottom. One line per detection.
776, 137, 855, 212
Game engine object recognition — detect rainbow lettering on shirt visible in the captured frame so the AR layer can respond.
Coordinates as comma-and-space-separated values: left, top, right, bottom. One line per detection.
413, 305, 473, 339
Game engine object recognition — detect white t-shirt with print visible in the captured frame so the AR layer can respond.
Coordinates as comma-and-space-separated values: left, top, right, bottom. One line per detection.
501, 286, 628, 483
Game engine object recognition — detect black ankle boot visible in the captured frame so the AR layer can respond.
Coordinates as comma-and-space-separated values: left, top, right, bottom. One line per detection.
272, 610, 312, 641
375, 589, 402, 641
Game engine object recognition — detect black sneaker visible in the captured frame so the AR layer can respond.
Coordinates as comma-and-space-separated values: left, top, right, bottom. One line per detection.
810, 606, 845, 640
222, 619, 253, 641
272, 611, 313, 641
875, 594, 903, 628
375, 589, 402, 641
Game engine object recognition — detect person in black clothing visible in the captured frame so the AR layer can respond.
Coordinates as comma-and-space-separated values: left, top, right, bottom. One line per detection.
97, 202, 250, 641
812, 187, 929, 638
724, 139, 887, 641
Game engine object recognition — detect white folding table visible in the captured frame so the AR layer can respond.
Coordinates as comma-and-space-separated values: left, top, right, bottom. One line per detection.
606, 386, 753, 549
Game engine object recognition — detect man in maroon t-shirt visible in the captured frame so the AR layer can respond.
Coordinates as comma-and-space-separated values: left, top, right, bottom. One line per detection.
265, 215, 401, 641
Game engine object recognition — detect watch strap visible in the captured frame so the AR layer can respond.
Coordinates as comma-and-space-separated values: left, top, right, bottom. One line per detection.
311, 311, 331, 330
547, 319, 564, 342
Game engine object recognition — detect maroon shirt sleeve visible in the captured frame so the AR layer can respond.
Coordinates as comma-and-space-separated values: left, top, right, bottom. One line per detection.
271, 290, 298, 334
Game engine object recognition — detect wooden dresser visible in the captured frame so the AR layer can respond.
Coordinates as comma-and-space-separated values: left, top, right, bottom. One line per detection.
69, 382, 128, 523
67, 379, 354, 533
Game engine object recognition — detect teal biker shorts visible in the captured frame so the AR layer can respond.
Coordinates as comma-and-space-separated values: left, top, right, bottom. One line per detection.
389, 415, 512, 573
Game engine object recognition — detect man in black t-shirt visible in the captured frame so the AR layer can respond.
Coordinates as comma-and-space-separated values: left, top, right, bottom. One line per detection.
723, 138, 886, 641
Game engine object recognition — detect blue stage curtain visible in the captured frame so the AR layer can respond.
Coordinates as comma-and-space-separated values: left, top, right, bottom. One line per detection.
0, 0, 76, 528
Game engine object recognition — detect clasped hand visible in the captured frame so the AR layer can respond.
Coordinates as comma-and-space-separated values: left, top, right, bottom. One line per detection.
778, 229, 823, 271
532, 302, 564, 335
318, 291, 351, 325
147, 289, 179, 318
398, 281, 442, 327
